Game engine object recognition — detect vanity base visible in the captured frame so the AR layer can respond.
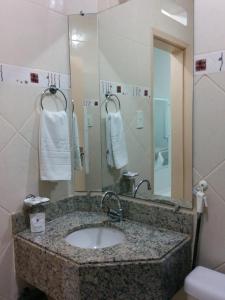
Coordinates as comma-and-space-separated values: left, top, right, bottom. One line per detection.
15, 236, 191, 300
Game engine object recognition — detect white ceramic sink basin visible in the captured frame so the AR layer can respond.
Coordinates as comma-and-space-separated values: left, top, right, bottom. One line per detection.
65, 226, 125, 249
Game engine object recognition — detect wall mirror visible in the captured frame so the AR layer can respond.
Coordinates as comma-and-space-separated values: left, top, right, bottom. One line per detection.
69, 0, 193, 208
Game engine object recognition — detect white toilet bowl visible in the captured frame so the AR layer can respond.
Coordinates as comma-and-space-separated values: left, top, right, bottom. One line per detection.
184, 266, 225, 300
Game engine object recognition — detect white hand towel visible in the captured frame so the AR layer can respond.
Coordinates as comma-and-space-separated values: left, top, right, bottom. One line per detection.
109, 111, 128, 169
72, 112, 82, 170
83, 107, 90, 174
105, 113, 114, 167
39, 110, 71, 181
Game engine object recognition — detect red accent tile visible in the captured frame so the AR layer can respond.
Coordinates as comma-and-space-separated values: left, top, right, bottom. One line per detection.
144, 90, 148, 96
195, 59, 206, 72
117, 86, 122, 93
30, 73, 39, 83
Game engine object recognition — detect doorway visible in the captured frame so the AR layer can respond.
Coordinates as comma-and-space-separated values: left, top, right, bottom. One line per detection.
153, 37, 184, 200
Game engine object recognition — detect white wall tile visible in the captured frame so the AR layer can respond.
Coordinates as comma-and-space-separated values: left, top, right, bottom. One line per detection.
0, 116, 16, 152
194, 76, 225, 177
208, 72, 225, 92
193, 168, 202, 186
194, 0, 225, 276
0, 83, 38, 130
0, 208, 11, 254
195, 0, 225, 54
0, 1, 73, 298
0, 0, 69, 73
206, 162, 225, 202
0, 243, 18, 300
198, 186, 225, 269
0, 135, 39, 213
19, 112, 40, 150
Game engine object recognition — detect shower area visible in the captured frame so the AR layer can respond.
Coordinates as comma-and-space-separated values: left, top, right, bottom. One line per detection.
153, 45, 171, 197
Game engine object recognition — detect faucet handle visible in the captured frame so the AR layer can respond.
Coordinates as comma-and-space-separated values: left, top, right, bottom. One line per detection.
108, 208, 123, 222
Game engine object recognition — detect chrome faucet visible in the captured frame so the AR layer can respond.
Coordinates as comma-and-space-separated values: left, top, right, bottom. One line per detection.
134, 179, 151, 198
101, 191, 123, 222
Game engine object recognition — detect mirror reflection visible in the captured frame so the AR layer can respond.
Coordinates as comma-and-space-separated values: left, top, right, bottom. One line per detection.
69, 0, 193, 207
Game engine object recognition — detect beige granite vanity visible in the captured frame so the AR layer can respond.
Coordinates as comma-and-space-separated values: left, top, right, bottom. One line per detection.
13, 194, 193, 300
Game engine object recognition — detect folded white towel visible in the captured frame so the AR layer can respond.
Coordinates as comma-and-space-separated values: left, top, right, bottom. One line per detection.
106, 111, 128, 169
106, 113, 114, 167
72, 112, 82, 170
39, 110, 71, 181
83, 107, 90, 174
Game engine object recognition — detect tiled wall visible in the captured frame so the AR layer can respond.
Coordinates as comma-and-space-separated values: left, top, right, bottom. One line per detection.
172, 1, 225, 298
0, 1, 72, 299
1, 0, 224, 298
194, 0, 225, 273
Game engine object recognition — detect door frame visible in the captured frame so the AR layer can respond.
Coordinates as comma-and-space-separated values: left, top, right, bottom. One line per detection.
152, 29, 193, 208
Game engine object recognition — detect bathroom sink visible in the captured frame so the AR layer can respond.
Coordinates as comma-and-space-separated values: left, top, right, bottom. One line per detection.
65, 226, 125, 249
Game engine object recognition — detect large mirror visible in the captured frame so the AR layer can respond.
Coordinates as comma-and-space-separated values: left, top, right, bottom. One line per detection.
69, 0, 193, 208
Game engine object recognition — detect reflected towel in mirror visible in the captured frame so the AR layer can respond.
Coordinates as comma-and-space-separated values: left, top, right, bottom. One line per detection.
83, 107, 90, 174
39, 110, 71, 181
72, 112, 82, 170
106, 112, 128, 169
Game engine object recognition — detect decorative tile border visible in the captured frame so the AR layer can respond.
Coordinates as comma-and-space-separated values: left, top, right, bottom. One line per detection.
195, 50, 225, 76
0, 63, 70, 90
100, 80, 151, 98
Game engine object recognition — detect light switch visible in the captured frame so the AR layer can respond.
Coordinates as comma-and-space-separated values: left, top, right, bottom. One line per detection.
87, 113, 93, 127
136, 110, 144, 129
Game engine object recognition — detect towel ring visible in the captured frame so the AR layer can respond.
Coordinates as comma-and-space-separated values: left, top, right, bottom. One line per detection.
105, 92, 121, 114
41, 85, 67, 111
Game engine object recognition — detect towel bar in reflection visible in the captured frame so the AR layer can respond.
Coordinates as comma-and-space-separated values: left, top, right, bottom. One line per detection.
105, 92, 121, 114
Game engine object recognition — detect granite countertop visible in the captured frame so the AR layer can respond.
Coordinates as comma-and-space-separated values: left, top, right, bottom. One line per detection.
16, 211, 190, 265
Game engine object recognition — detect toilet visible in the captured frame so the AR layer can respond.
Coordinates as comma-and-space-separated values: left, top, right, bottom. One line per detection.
184, 266, 225, 300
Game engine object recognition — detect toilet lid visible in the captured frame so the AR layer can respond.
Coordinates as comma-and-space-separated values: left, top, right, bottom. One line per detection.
184, 266, 225, 300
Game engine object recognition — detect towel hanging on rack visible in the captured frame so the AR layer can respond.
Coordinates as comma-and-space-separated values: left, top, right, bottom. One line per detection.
72, 99, 82, 171
39, 85, 71, 181
39, 110, 71, 181
105, 93, 128, 169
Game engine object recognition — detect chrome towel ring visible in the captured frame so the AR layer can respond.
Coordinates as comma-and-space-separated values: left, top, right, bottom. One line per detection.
41, 85, 67, 111
105, 92, 121, 114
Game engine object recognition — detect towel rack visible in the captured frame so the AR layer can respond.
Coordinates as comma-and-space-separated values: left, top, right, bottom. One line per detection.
41, 85, 67, 111
105, 92, 121, 114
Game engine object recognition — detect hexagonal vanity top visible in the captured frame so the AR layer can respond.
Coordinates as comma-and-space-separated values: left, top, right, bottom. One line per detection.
16, 211, 189, 265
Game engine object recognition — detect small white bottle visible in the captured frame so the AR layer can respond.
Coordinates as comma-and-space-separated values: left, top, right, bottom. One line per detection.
30, 212, 46, 233
24, 195, 49, 233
